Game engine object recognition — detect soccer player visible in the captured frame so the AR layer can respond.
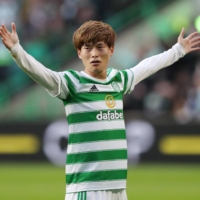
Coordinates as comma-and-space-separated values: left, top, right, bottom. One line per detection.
0, 21, 200, 200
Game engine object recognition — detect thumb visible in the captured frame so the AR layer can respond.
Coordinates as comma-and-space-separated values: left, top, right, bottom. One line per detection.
11, 22, 16, 34
179, 27, 185, 39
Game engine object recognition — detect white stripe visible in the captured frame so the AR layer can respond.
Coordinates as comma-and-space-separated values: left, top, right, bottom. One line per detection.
107, 69, 118, 80
65, 100, 123, 116
67, 140, 127, 154
119, 71, 125, 92
118, 82, 124, 91
66, 180, 126, 193
66, 160, 127, 174
78, 83, 119, 93
69, 120, 125, 134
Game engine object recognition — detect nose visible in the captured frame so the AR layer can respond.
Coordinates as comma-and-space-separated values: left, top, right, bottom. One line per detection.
91, 48, 98, 58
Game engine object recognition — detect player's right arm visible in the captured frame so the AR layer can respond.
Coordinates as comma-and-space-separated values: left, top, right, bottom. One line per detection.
0, 23, 69, 99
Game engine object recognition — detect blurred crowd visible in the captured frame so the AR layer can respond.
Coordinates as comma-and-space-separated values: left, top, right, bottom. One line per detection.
0, 0, 134, 80
1, 0, 200, 124
124, 37, 200, 124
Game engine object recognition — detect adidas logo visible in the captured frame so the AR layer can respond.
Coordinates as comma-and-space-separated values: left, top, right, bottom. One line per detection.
89, 85, 99, 92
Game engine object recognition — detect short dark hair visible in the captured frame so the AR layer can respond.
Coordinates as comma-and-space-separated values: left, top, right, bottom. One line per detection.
73, 20, 116, 50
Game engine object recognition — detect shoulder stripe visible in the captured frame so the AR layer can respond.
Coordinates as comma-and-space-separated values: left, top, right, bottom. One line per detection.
107, 68, 119, 80
125, 69, 135, 94
62, 71, 79, 95
107, 68, 112, 76
119, 70, 128, 94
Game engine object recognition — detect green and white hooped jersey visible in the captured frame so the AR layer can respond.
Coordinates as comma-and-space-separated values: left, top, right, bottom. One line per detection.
61, 68, 134, 193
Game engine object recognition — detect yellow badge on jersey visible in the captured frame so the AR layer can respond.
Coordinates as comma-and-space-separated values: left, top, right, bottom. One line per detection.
105, 95, 116, 108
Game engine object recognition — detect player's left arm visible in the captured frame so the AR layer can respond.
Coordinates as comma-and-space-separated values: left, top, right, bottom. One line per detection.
130, 28, 200, 86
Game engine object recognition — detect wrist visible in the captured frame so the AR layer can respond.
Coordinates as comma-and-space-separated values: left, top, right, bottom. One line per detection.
9, 40, 20, 55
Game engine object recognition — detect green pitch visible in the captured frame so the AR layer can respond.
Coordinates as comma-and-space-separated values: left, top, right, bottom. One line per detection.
0, 163, 200, 200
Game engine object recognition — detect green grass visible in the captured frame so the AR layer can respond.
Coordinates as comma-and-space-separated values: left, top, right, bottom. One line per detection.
127, 164, 200, 200
0, 163, 200, 200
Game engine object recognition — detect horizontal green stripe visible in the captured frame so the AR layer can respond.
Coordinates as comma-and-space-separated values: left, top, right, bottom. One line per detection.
68, 130, 126, 144
63, 93, 123, 106
67, 109, 123, 124
67, 149, 127, 164
66, 169, 127, 184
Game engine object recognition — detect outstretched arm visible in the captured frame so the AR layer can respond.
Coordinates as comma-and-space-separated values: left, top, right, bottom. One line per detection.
0, 23, 68, 99
130, 28, 200, 86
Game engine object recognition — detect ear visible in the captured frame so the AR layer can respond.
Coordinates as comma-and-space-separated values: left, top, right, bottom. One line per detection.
77, 49, 82, 59
110, 46, 114, 56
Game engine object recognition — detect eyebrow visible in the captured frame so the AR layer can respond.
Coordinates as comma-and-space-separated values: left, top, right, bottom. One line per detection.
84, 42, 105, 47
96, 42, 104, 45
84, 43, 91, 47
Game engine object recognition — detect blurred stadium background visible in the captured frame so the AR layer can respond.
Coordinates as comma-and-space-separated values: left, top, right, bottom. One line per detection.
0, 0, 200, 199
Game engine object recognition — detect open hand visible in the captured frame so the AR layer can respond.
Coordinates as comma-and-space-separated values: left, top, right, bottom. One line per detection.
0, 22, 19, 50
178, 28, 200, 54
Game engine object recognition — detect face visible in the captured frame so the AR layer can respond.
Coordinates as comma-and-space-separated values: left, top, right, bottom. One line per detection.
78, 41, 114, 79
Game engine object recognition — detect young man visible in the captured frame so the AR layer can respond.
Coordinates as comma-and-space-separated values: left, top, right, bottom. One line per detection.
0, 21, 200, 200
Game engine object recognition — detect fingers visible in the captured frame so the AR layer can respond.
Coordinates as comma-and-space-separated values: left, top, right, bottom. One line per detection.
0, 27, 6, 38
187, 31, 199, 40
191, 41, 200, 48
191, 36, 200, 42
11, 22, 16, 34
189, 35, 200, 52
190, 37, 200, 49
190, 47, 200, 52
0, 24, 9, 38
1, 38, 5, 44
1, 38, 7, 47
189, 33, 200, 49
2, 24, 8, 34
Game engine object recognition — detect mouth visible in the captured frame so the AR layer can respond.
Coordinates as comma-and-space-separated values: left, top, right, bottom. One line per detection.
90, 60, 101, 64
